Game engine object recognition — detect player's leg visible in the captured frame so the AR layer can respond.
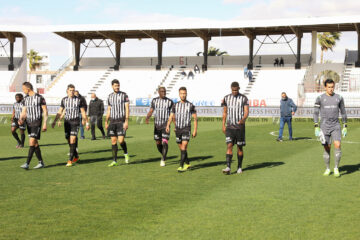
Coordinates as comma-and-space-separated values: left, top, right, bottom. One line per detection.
223, 128, 235, 174
176, 132, 184, 170
277, 117, 285, 141
118, 135, 129, 164
178, 140, 189, 171
21, 135, 36, 169
287, 117, 293, 140
161, 130, 170, 167
32, 129, 44, 169
156, 140, 163, 154
108, 123, 118, 166
322, 144, 331, 176
11, 125, 21, 148
67, 135, 77, 167
236, 146, 244, 174
19, 128, 26, 148
332, 128, 342, 177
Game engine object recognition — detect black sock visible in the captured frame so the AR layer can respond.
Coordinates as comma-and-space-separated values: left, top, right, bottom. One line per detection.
180, 150, 186, 168
112, 144, 118, 162
21, 133, 25, 146
237, 154, 243, 169
26, 146, 35, 164
162, 142, 168, 161
69, 143, 76, 161
226, 154, 233, 168
74, 138, 79, 158
185, 150, 189, 164
156, 143, 163, 154
34, 146, 44, 164
100, 127, 105, 137
12, 132, 21, 145
120, 142, 128, 154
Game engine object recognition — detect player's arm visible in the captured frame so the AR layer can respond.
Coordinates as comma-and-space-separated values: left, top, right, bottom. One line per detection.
192, 112, 198, 138
105, 105, 111, 129
11, 108, 15, 122
239, 105, 249, 124
18, 107, 27, 125
42, 104, 48, 132
145, 108, 154, 124
166, 113, 174, 133
222, 106, 227, 134
80, 107, 90, 130
339, 96, 348, 137
52, 107, 64, 128
123, 102, 130, 130
313, 96, 321, 136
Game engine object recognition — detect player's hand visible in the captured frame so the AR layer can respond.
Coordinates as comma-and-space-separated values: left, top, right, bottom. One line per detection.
166, 126, 170, 133
57, 121, 61, 127
42, 125, 47, 132
82, 119, 86, 126
105, 122, 108, 129
342, 127, 347, 138
18, 119, 23, 126
238, 119, 246, 125
222, 125, 226, 134
51, 121, 56, 128
315, 127, 320, 137
86, 125, 90, 131
192, 130, 197, 138
123, 121, 128, 131
292, 112, 295, 116
11, 117, 14, 122
145, 118, 149, 124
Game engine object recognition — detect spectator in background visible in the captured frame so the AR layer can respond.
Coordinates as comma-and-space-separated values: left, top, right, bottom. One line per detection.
74, 90, 87, 139
277, 92, 297, 141
88, 93, 106, 140
274, 58, 279, 67
194, 64, 200, 74
181, 70, 187, 78
188, 70, 194, 80
248, 70, 253, 82
279, 57, 284, 67
244, 66, 248, 78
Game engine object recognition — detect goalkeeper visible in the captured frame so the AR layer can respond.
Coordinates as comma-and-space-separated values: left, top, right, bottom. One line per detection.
313, 79, 347, 178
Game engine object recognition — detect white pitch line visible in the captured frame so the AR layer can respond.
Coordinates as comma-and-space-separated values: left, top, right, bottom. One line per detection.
269, 131, 360, 144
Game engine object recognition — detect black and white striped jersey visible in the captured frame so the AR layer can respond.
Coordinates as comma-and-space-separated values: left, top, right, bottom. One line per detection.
23, 93, 46, 124
107, 91, 129, 122
222, 93, 249, 129
60, 96, 85, 121
171, 101, 196, 131
151, 97, 174, 129
13, 101, 24, 119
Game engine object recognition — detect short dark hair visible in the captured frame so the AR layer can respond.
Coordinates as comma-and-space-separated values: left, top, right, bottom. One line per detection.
22, 82, 33, 90
179, 87, 187, 92
231, 82, 239, 88
112, 79, 120, 85
15, 93, 23, 99
324, 79, 335, 87
67, 84, 75, 90
158, 86, 166, 91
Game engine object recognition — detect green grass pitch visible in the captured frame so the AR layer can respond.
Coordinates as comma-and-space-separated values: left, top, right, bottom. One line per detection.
0, 116, 359, 240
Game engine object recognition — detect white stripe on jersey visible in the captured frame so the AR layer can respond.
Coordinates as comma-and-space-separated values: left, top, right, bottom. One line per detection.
152, 97, 173, 128
108, 91, 129, 121
23, 94, 45, 123
13, 102, 23, 119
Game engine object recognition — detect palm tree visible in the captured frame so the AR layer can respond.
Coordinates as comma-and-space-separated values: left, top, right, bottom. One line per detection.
317, 32, 341, 64
197, 46, 228, 56
27, 49, 43, 81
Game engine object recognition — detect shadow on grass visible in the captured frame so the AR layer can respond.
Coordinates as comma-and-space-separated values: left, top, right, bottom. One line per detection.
243, 161, 284, 171
80, 149, 112, 155
41, 143, 68, 147
190, 161, 224, 171
45, 155, 136, 168
0, 156, 26, 161
292, 137, 312, 141
130, 155, 177, 165
340, 163, 360, 176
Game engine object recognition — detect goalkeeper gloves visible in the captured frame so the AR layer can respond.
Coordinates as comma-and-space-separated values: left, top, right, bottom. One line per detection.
342, 124, 347, 137
314, 123, 320, 137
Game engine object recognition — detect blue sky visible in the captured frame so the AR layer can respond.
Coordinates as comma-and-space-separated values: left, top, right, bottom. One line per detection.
1, 0, 360, 69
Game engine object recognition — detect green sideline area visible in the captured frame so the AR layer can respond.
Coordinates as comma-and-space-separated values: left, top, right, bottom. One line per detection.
0, 115, 359, 239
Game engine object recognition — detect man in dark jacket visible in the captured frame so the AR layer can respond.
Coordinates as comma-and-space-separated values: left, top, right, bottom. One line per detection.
88, 93, 106, 140
277, 92, 297, 141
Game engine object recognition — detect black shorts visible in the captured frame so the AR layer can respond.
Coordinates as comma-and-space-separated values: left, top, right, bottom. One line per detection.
175, 130, 191, 144
108, 122, 126, 137
11, 118, 26, 130
154, 127, 170, 141
64, 120, 80, 139
27, 121, 42, 140
226, 126, 246, 146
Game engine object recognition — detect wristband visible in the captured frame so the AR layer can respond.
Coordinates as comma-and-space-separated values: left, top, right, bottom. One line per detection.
314, 123, 319, 128
343, 123, 347, 128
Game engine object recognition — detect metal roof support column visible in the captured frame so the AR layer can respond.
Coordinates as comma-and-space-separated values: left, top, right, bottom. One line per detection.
156, 38, 165, 70
73, 40, 81, 71
295, 30, 303, 69
202, 37, 210, 71
114, 39, 125, 71
311, 31, 317, 64
355, 24, 360, 67
8, 41, 14, 71
248, 36, 255, 70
